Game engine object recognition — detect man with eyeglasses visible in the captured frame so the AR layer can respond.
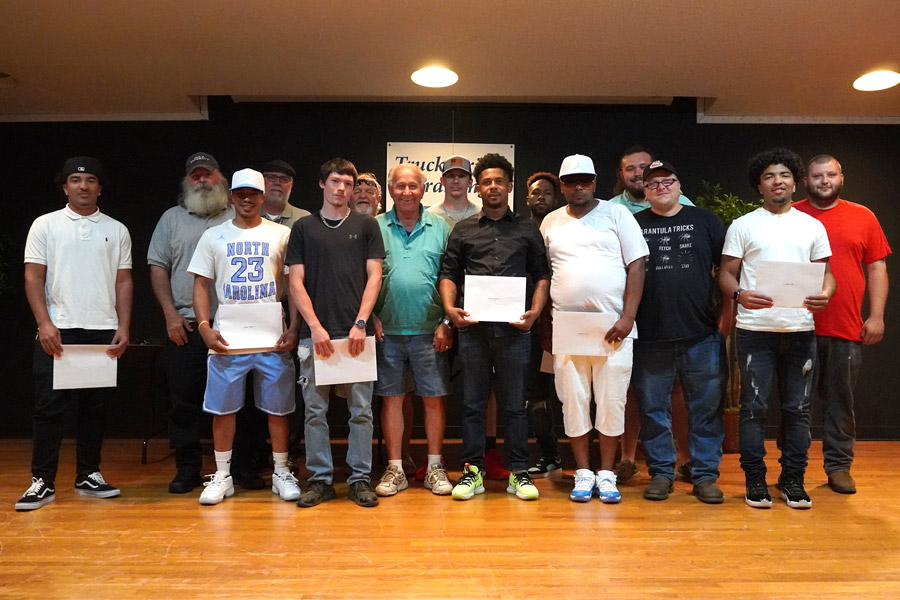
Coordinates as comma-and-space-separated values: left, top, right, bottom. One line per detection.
350, 173, 382, 216
632, 160, 728, 504
261, 160, 310, 228
719, 147, 835, 509
608, 145, 694, 486
541, 154, 648, 504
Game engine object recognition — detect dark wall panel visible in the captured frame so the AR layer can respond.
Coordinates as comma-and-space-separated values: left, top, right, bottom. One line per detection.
1, 97, 896, 438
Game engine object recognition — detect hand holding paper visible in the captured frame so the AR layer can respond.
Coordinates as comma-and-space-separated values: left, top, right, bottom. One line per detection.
753, 260, 826, 309
463, 275, 526, 323
314, 336, 377, 386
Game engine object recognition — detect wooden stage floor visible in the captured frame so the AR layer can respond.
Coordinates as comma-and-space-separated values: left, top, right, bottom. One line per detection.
2, 439, 900, 599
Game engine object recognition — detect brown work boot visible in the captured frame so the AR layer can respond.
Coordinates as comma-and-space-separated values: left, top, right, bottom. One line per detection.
827, 470, 856, 494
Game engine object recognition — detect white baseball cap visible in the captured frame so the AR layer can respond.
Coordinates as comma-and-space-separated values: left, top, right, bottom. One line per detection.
559, 154, 596, 178
230, 168, 265, 192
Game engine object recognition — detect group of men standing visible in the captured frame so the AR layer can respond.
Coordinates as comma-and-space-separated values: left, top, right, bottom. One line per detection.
16, 146, 890, 512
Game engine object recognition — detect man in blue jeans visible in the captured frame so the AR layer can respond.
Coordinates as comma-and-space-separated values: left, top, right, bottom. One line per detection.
632, 160, 728, 504
719, 148, 835, 510
438, 153, 550, 501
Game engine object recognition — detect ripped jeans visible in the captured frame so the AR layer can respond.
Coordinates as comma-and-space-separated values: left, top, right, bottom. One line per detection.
735, 329, 816, 478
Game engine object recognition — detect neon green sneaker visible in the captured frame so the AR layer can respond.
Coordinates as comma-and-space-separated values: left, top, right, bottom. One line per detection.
452, 463, 485, 500
507, 471, 539, 500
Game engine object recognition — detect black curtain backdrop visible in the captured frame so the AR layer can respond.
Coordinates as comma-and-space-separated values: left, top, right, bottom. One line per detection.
1, 97, 896, 438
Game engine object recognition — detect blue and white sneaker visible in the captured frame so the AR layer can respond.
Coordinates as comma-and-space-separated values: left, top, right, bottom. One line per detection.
569, 468, 595, 502
596, 470, 621, 504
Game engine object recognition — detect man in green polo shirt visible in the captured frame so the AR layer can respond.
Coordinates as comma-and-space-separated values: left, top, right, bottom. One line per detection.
373, 164, 454, 497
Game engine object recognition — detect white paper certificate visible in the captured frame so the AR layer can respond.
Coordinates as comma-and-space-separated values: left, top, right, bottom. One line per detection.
754, 260, 826, 308
53, 345, 117, 390
314, 337, 377, 386
463, 275, 526, 323
216, 302, 283, 351
552, 311, 620, 356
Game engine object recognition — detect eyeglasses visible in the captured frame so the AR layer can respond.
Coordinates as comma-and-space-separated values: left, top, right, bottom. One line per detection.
560, 176, 595, 188
263, 173, 292, 184
644, 178, 678, 190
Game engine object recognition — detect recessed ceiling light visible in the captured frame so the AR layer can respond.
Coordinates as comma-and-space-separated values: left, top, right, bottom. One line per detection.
411, 66, 458, 88
853, 70, 900, 91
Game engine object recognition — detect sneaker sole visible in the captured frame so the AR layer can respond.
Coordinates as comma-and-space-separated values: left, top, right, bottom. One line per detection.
296, 491, 336, 508
781, 492, 812, 509
745, 496, 773, 508
452, 486, 485, 500
506, 486, 539, 500
199, 487, 234, 505
527, 466, 562, 479
272, 486, 301, 502
15, 494, 56, 511
74, 488, 121, 498
425, 479, 453, 495
599, 495, 622, 504
569, 493, 593, 502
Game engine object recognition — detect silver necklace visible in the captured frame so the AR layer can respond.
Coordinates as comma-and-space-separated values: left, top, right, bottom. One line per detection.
320, 211, 349, 229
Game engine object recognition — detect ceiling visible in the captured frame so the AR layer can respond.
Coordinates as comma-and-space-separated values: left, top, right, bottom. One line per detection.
1, 0, 898, 122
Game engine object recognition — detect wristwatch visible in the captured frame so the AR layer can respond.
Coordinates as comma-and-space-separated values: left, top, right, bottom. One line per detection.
354, 319, 366, 329
440, 317, 454, 328
733, 288, 744, 301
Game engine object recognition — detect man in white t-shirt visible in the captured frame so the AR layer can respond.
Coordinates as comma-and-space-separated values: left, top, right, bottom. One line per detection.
719, 148, 835, 510
541, 154, 648, 504
17, 157, 133, 511
188, 169, 300, 505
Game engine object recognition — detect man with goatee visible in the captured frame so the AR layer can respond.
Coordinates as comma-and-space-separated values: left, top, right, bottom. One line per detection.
148, 152, 234, 494
793, 155, 891, 495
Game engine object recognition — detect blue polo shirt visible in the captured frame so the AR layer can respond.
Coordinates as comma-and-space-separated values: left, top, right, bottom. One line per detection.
375, 206, 451, 335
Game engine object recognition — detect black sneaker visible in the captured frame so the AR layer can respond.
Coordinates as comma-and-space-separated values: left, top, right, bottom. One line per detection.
778, 473, 812, 509
527, 456, 562, 478
296, 481, 336, 508
348, 480, 379, 507
74, 472, 121, 498
168, 470, 203, 494
745, 474, 772, 508
15, 477, 56, 511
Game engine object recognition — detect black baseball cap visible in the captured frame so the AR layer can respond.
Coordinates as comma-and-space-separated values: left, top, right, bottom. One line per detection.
260, 160, 295, 178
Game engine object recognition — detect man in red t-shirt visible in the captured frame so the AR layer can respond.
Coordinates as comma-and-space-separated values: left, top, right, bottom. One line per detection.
794, 155, 891, 495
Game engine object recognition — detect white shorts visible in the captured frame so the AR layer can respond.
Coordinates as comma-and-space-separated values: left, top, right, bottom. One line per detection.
553, 339, 633, 437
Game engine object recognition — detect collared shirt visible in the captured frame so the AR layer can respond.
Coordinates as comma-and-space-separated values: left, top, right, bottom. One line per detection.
439, 208, 551, 336
262, 202, 311, 229
375, 206, 451, 335
25, 205, 132, 329
609, 190, 694, 214
148, 204, 234, 320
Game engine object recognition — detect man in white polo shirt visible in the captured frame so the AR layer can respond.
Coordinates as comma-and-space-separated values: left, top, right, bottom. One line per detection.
17, 157, 133, 511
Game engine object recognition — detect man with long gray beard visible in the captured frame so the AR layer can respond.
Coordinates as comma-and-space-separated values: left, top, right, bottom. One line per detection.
148, 152, 235, 493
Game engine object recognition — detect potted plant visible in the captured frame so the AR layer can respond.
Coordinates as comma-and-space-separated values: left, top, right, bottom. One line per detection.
694, 181, 758, 453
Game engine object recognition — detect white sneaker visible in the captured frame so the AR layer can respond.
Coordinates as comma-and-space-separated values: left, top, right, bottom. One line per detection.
569, 468, 595, 502
596, 470, 621, 504
424, 463, 453, 495
272, 470, 301, 501
199, 471, 234, 505
374, 464, 408, 497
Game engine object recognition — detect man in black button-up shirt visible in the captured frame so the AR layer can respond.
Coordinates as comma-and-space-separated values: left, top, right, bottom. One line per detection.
438, 153, 550, 501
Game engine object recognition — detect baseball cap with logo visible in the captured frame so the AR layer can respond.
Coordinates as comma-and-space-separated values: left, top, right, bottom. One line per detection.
642, 159, 679, 181
558, 154, 596, 178
61, 156, 104, 178
185, 152, 219, 175
440, 155, 472, 176
230, 168, 266, 192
